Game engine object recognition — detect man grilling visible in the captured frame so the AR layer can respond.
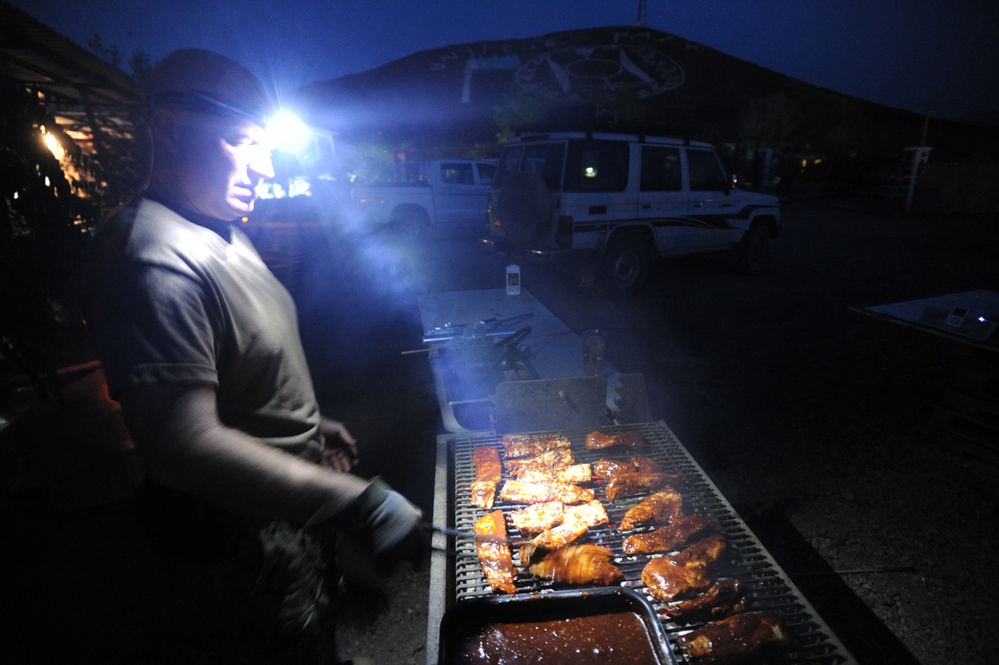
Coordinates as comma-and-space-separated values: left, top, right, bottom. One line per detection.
79, 48, 422, 664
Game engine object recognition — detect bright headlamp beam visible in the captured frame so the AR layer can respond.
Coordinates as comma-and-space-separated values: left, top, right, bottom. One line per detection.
267, 110, 311, 154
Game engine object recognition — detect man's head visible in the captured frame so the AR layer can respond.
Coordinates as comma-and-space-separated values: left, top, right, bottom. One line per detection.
145, 49, 275, 221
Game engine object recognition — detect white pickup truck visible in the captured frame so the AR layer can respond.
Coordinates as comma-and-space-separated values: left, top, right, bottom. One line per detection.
351, 159, 497, 237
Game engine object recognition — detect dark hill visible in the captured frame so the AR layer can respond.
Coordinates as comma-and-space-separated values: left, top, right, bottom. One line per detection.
299, 26, 998, 162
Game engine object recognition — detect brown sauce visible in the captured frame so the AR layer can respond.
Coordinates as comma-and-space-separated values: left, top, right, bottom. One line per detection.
453, 611, 660, 664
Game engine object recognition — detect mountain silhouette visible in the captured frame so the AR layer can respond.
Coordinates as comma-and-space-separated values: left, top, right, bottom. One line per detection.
298, 25, 998, 161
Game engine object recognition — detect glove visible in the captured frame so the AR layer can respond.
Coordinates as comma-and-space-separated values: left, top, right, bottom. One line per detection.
318, 477, 427, 575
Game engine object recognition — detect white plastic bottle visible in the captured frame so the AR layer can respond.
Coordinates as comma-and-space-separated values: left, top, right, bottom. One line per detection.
506, 264, 521, 295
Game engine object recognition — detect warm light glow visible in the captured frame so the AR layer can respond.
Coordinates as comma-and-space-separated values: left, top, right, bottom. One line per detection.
584, 166, 598, 178
42, 130, 65, 161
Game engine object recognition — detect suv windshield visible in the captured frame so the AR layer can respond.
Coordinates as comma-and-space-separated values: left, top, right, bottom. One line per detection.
494, 142, 566, 191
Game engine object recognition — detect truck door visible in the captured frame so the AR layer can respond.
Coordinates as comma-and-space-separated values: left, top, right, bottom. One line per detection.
639, 145, 692, 255
433, 162, 487, 230
684, 148, 744, 250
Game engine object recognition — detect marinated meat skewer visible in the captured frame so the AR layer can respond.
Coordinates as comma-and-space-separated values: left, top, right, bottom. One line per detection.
641, 534, 729, 603
622, 513, 720, 555
677, 611, 790, 664
474, 510, 517, 594
619, 488, 684, 530
527, 543, 624, 585
585, 430, 645, 451
470, 446, 502, 510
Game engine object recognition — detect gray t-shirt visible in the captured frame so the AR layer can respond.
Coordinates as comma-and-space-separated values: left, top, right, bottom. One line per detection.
84, 197, 322, 461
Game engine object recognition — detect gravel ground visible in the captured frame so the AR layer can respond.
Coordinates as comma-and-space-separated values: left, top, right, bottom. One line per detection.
324, 198, 998, 665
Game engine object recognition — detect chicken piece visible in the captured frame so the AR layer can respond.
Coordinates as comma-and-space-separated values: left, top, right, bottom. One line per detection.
622, 513, 720, 555
510, 501, 564, 534
519, 499, 609, 555
677, 611, 790, 665
470, 446, 503, 509
605, 472, 675, 502
585, 430, 645, 451
474, 510, 517, 594
620, 488, 684, 530
593, 458, 634, 481
501, 433, 572, 459
664, 578, 749, 623
641, 535, 729, 603
498, 480, 594, 505
562, 499, 610, 530
505, 448, 574, 475
515, 463, 592, 485
469, 481, 497, 511
529, 522, 590, 551
630, 453, 663, 474
528, 544, 624, 585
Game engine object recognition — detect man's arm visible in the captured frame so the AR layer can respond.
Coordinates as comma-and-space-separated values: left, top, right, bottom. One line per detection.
120, 382, 369, 523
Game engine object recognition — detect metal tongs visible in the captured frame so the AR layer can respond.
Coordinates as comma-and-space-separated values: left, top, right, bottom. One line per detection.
422, 522, 529, 546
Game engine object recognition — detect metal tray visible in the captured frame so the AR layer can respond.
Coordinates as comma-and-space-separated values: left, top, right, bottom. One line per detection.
438, 586, 677, 665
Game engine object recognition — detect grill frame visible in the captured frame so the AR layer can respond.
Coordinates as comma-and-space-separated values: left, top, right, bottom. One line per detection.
427, 421, 857, 665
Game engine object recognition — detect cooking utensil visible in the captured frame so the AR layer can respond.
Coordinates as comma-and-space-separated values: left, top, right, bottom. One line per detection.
423, 522, 530, 545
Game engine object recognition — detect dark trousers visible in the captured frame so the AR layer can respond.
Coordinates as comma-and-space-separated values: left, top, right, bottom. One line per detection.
135, 481, 342, 665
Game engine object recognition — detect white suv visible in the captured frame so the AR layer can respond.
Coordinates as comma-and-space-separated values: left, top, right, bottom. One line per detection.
483, 132, 782, 297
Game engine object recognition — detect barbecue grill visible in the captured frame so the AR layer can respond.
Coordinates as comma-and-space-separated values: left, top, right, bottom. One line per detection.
427, 419, 857, 664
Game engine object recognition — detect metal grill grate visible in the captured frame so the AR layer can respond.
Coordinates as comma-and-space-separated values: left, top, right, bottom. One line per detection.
445, 421, 856, 664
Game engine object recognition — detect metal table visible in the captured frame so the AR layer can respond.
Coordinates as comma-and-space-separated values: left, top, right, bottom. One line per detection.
416, 288, 631, 433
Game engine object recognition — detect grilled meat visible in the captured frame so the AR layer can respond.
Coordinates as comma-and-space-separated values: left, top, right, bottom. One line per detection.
470, 446, 503, 509
528, 544, 624, 585
499, 480, 595, 505
593, 458, 634, 481
510, 499, 610, 559
563, 499, 610, 530
677, 611, 790, 664
474, 510, 517, 594
585, 430, 645, 451
529, 522, 589, 551
469, 481, 497, 511
630, 453, 664, 474
641, 535, 729, 603
622, 513, 720, 555
504, 448, 574, 475
605, 472, 675, 501
619, 488, 685, 530
515, 463, 591, 485
510, 501, 564, 534
663, 578, 749, 623
501, 433, 571, 459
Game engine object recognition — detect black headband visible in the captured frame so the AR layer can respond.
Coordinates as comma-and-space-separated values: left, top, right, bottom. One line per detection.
149, 89, 268, 126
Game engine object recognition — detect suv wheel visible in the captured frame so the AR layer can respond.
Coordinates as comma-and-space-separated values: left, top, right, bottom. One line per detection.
598, 234, 650, 298
736, 222, 770, 274
393, 211, 429, 240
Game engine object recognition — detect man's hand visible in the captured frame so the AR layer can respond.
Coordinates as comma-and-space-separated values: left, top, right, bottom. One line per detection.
319, 417, 358, 472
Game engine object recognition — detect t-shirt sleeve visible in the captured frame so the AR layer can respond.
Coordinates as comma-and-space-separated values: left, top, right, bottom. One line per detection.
96, 264, 221, 397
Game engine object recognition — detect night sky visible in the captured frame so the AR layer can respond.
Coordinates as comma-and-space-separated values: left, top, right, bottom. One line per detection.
11, 0, 999, 120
